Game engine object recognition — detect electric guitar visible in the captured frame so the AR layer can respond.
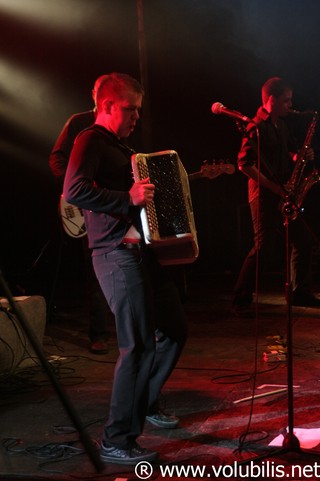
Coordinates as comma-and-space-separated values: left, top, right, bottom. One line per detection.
60, 161, 235, 238
59, 195, 87, 239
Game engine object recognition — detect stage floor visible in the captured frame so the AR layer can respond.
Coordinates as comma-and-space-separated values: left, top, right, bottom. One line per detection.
1, 270, 320, 480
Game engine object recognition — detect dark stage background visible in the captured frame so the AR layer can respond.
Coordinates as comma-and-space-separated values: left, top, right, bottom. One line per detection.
2, 0, 320, 302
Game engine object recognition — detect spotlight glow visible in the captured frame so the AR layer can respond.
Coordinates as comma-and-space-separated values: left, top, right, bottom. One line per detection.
0, 0, 88, 30
0, 57, 73, 145
0, 0, 121, 31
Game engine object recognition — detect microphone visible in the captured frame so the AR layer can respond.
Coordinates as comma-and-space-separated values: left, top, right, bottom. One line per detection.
211, 102, 252, 123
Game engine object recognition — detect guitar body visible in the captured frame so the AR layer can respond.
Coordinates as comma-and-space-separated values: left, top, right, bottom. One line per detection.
59, 195, 87, 238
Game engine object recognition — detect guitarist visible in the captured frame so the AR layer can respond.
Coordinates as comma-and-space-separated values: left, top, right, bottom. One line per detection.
49, 74, 111, 354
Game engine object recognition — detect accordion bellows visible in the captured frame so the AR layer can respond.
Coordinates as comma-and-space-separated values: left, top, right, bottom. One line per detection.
131, 150, 199, 265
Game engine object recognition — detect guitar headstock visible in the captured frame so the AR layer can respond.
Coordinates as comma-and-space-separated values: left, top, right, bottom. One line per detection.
200, 160, 236, 179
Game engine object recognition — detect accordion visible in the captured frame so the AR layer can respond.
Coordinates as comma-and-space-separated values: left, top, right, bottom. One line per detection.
131, 150, 199, 266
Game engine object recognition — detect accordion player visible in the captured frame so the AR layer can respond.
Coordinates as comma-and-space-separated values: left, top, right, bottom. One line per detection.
131, 150, 199, 266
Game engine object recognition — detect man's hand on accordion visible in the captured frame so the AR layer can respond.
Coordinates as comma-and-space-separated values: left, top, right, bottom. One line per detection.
129, 177, 155, 206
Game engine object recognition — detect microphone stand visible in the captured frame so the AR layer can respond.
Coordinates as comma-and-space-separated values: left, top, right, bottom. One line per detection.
0, 267, 104, 473
281, 198, 301, 452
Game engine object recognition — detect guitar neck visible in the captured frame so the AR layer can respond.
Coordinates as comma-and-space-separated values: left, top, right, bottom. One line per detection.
188, 172, 204, 181
188, 170, 221, 181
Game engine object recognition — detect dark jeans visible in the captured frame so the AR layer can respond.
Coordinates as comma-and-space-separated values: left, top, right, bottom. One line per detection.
82, 237, 110, 341
93, 245, 187, 448
233, 195, 313, 307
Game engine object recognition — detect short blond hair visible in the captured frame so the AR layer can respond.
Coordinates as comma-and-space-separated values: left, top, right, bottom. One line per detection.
93, 74, 109, 92
96, 72, 143, 112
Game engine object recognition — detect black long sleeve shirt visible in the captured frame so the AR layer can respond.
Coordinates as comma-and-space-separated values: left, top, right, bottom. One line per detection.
63, 124, 141, 254
49, 110, 96, 188
238, 106, 295, 203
